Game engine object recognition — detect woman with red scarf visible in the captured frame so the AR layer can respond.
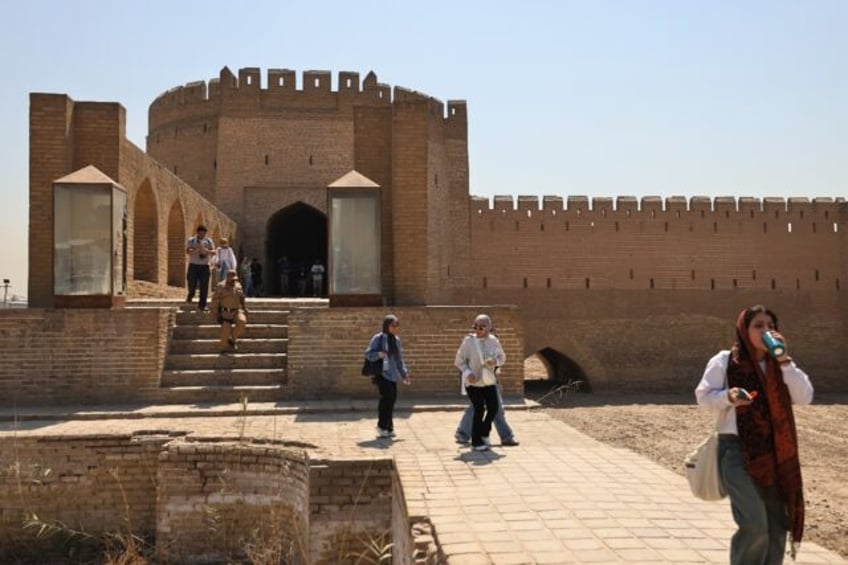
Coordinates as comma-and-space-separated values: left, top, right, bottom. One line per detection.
696, 305, 813, 564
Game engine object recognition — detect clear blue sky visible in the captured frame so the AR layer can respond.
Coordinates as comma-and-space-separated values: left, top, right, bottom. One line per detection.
2, 0, 846, 300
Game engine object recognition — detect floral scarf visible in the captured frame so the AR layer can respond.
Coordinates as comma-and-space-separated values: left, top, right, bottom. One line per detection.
726, 309, 804, 555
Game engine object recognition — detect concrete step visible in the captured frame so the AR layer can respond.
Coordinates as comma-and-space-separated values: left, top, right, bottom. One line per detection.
164, 353, 285, 371
173, 324, 288, 340
158, 385, 287, 404
162, 368, 286, 387
169, 338, 287, 355
175, 310, 289, 325
129, 297, 327, 307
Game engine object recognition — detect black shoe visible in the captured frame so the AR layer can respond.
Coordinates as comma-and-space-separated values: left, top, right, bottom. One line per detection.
501, 438, 520, 447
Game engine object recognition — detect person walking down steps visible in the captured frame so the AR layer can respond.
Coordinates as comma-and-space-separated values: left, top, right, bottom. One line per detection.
209, 269, 249, 354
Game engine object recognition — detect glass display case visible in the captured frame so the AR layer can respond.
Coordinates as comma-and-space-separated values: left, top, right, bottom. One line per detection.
327, 176, 382, 306
53, 167, 127, 308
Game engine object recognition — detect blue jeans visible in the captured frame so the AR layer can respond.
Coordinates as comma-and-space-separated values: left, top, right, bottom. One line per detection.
457, 385, 514, 441
718, 435, 788, 565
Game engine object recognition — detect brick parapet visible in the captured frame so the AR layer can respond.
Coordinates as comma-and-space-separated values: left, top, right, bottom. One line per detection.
0, 307, 173, 406
286, 306, 524, 398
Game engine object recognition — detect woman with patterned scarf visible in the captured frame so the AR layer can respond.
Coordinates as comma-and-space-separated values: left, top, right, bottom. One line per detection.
696, 305, 813, 564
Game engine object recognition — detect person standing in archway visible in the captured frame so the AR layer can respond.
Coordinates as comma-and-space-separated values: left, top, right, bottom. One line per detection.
310, 259, 325, 296
276, 255, 291, 296
250, 258, 263, 297
185, 225, 216, 312
239, 257, 254, 297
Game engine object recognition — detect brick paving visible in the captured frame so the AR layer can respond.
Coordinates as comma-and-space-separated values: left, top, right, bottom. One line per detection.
1, 399, 844, 564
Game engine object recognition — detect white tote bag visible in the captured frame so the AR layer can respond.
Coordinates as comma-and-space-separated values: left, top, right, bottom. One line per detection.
684, 430, 727, 501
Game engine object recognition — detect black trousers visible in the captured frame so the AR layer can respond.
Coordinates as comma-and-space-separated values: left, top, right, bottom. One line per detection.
466, 384, 499, 447
375, 376, 398, 432
186, 264, 211, 309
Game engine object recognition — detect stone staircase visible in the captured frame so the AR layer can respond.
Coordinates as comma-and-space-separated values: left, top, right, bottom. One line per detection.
156, 299, 322, 403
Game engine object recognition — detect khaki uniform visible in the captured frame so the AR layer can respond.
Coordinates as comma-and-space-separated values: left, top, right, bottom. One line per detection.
210, 280, 247, 352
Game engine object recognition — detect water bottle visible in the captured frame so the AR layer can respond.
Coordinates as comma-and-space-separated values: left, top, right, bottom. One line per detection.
762, 331, 786, 358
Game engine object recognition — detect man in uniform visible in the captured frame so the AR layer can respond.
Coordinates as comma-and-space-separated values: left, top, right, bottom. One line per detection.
209, 269, 249, 353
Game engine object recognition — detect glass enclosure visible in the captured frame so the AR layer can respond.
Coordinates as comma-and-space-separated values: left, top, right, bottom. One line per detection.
329, 191, 380, 295
54, 184, 127, 296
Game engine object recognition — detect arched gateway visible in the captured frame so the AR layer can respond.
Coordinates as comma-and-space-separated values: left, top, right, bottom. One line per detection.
266, 203, 327, 297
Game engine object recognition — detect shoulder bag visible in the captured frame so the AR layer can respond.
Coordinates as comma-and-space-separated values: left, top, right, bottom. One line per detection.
684, 405, 728, 501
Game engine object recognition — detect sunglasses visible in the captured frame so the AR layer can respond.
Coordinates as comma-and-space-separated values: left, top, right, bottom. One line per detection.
472, 325, 488, 331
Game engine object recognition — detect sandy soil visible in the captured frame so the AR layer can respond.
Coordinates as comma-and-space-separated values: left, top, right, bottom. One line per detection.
532, 390, 848, 560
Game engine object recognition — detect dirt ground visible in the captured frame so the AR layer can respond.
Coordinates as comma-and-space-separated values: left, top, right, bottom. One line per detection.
532, 389, 848, 560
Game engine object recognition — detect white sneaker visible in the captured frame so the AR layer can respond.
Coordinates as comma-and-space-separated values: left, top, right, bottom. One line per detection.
376, 428, 391, 438
482, 436, 491, 447
473, 444, 490, 452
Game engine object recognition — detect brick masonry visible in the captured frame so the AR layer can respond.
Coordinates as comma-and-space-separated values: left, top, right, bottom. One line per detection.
26, 67, 848, 395
0, 305, 523, 406
0, 434, 406, 564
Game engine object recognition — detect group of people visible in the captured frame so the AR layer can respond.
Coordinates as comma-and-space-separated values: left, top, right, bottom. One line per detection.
366, 304, 814, 564
189, 230, 813, 564
184, 225, 250, 353
364, 312, 519, 448
276, 256, 325, 297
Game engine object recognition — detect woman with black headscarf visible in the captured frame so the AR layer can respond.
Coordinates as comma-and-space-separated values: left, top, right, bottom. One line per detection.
696, 305, 813, 564
364, 314, 411, 438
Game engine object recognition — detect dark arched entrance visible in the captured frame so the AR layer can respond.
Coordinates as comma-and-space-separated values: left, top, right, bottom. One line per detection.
524, 347, 591, 397
266, 203, 327, 296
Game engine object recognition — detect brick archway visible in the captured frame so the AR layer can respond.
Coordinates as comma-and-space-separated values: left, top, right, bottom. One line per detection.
524, 347, 591, 394
266, 203, 327, 296
167, 200, 186, 287
133, 179, 158, 282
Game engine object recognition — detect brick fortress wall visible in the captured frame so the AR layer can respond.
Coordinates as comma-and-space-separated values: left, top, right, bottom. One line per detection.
469, 195, 848, 392
147, 67, 469, 304
28, 94, 236, 307
27, 68, 847, 394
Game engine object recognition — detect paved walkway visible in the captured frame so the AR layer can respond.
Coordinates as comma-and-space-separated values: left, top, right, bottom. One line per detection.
0, 399, 844, 564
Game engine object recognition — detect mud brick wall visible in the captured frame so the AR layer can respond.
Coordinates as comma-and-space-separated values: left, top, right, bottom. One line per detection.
0, 433, 166, 546
156, 440, 310, 564
0, 308, 172, 406
286, 306, 524, 399
309, 458, 397, 564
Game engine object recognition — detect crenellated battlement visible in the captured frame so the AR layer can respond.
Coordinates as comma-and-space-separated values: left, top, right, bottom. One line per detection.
472, 194, 845, 220
149, 66, 466, 124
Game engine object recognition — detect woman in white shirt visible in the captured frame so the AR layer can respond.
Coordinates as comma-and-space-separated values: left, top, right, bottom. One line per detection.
695, 305, 813, 564
455, 314, 504, 451
214, 238, 238, 283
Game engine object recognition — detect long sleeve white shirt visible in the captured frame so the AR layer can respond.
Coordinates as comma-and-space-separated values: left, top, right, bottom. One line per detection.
694, 350, 814, 434
455, 334, 506, 389
215, 246, 238, 271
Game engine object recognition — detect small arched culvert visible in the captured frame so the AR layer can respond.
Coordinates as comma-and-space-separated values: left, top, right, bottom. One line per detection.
524, 347, 591, 401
